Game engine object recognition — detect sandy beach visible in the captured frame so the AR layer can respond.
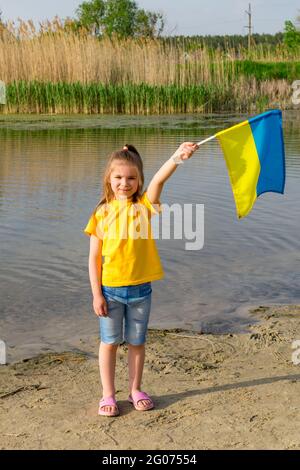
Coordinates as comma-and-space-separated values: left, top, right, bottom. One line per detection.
1, 304, 300, 450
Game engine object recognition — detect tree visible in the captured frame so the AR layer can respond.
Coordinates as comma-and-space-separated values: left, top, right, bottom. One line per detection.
135, 9, 164, 38
102, 0, 138, 38
75, 0, 164, 38
283, 20, 300, 50
76, 0, 105, 36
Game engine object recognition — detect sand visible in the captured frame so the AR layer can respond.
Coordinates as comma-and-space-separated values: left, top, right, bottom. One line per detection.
1, 304, 300, 450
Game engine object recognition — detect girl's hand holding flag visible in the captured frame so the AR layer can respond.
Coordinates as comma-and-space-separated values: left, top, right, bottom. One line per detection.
171, 142, 200, 164
147, 142, 199, 205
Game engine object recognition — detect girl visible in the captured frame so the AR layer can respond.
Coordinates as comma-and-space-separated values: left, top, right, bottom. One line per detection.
84, 141, 199, 417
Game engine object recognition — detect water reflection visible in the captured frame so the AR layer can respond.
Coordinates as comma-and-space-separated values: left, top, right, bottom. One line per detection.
0, 112, 299, 362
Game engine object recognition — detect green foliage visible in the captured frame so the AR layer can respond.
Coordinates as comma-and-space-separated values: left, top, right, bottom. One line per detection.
161, 33, 284, 52
75, 0, 164, 38
235, 60, 300, 80
75, 0, 105, 35
3, 80, 278, 115
283, 20, 300, 51
102, 0, 138, 38
133, 9, 164, 38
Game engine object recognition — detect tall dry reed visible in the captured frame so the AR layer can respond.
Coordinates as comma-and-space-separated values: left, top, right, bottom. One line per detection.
1, 18, 297, 86
0, 19, 296, 113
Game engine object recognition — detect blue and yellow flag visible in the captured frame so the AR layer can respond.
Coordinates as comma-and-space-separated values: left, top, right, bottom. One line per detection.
216, 110, 285, 219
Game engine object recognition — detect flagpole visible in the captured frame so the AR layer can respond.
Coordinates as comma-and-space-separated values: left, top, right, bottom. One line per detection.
196, 135, 216, 146
173, 134, 217, 163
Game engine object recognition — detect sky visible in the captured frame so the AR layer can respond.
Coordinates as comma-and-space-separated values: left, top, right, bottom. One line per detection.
0, 0, 298, 36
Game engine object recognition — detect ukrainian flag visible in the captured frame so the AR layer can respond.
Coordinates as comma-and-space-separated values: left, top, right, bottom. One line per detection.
216, 110, 285, 219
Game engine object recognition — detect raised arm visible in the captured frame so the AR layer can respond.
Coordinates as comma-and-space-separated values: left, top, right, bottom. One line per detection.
146, 142, 199, 205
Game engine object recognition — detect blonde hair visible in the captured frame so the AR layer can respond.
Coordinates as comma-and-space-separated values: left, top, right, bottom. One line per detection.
93, 145, 144, 214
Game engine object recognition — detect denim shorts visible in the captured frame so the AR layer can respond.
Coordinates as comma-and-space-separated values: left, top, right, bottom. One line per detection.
100, 282, 152, 345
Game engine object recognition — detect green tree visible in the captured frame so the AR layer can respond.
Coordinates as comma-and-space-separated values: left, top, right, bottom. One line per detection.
135, 9, 164, 37
76, 0, 105, 35
102, 0, 138, 38
283, 20, 300, 50
75, 0, 164, 38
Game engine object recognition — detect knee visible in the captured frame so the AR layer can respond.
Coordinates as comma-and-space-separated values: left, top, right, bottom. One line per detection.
100, 342, 119, 351
127, 342, 145, 348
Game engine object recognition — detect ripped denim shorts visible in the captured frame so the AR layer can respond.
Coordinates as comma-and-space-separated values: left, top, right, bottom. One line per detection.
99, 282, 152, 345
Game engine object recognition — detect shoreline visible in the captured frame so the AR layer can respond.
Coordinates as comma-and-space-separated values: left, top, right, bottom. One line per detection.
1, 304, 300, 450
0, 301, 262, 367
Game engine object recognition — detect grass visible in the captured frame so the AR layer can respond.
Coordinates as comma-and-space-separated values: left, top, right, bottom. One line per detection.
0, 19, 297, 113
2, 80, 290, 114
235, 60, 300, 80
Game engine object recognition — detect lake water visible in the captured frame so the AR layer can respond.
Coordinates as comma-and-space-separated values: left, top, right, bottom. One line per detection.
1, 111, 300, 362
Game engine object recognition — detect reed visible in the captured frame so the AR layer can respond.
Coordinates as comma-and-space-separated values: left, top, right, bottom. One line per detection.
3, 80, 290, 114
0, 19, 296, 114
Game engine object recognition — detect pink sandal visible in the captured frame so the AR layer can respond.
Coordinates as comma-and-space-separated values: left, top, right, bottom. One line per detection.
128, 391, 154, 411
98, 396, 119, 417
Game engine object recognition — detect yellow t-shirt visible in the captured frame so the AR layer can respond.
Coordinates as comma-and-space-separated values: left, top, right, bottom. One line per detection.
83, 191, 164, 287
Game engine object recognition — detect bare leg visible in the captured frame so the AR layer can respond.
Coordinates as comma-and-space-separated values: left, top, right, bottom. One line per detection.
99, 342, 118, 413
128, 344, 152, 409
